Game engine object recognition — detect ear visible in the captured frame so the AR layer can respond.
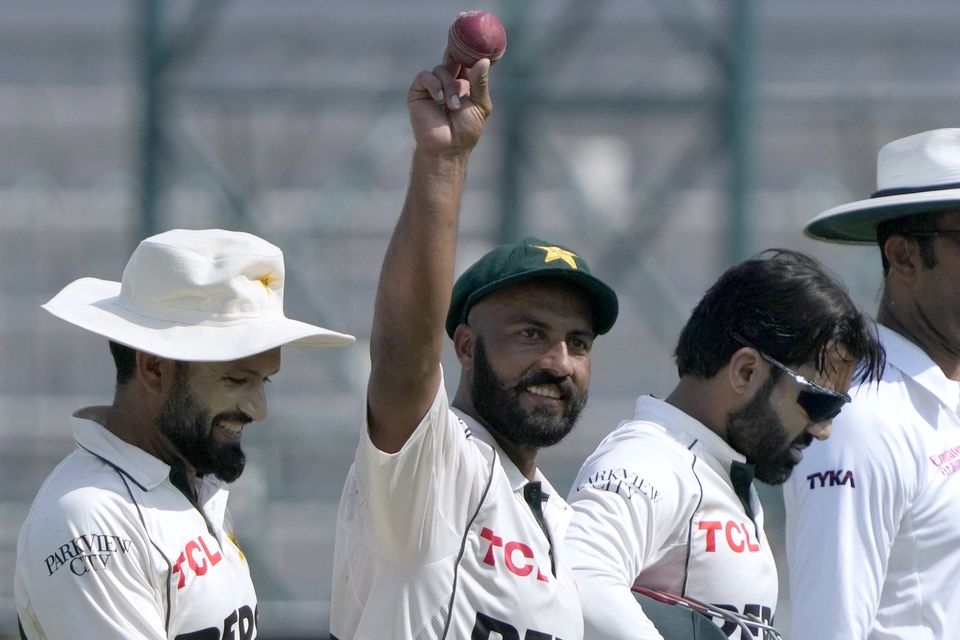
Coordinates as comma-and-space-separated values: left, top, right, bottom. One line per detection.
135, 351, 180, 396
883, 234, 920, 279
452, 324, 476, 369
726, 346, 766, 398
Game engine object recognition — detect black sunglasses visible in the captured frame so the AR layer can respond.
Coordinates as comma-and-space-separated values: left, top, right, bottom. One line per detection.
731, 332, 851, 423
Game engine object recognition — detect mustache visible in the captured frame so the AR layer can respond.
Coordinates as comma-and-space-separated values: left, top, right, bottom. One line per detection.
513, 370, 578, 399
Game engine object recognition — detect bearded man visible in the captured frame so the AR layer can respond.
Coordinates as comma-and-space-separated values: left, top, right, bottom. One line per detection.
15, 229, 354, 639
328, 45, 618, 639
565, 249, 885, 640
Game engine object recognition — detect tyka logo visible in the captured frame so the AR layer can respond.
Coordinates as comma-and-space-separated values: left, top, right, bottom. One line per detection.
479, 527, 550, 583
45, 533, 133, 577
173, 535, 223, 589
806, 469, 856, 490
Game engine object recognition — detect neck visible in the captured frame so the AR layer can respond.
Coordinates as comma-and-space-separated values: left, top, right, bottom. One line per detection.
452, 393, 540, 480
488, 432, 539, 480
94, 393, 200, 487
878, 290, 960, 381
665, 377, 729, 439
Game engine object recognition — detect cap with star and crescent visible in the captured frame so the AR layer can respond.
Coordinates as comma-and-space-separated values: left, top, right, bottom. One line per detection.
445, 236, 619, 337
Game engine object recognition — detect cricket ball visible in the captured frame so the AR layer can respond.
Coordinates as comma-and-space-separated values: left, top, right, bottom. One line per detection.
447, 10, 507, 66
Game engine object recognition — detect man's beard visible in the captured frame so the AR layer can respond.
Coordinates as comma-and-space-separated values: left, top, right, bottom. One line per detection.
726, 374, 812, 485
470, 338, 587, 448
156, 366, 248, 483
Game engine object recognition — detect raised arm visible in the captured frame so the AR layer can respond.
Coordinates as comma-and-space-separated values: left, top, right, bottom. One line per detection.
367, 56, 493, 453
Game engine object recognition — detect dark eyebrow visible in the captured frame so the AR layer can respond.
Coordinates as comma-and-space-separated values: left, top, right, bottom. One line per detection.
508, 314, 596, 339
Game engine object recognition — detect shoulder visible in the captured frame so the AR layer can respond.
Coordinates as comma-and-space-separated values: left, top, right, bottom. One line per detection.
570, 419, 699, 508
21, 450, 145, 541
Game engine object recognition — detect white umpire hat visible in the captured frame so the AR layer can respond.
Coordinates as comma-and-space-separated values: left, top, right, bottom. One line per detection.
805, 128, 960, 244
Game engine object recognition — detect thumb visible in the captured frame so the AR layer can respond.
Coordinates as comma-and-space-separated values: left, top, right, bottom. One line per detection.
468, 58, 493, 117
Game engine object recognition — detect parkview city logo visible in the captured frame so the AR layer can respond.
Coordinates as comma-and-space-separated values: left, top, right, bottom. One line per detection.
578, 468, 662, 503
45, 532, 133, 577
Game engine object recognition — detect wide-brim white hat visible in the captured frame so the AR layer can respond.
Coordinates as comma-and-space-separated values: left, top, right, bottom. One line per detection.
805, 128, 960, 244
43, 228, 355, 361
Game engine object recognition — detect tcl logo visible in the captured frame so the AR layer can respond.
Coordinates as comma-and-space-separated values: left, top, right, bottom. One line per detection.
173, 535, 223, 589
698, 520, 761, 553
479, 527, 550, 583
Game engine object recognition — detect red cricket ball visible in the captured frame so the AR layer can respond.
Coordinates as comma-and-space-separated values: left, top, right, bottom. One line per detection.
447, 10, 507, 66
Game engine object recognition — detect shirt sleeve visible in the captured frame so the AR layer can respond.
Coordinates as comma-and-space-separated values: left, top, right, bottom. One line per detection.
565, 430, 693, 640
783, 396, 915, 640
352, 371, 490, 563
15, 486, 167, 639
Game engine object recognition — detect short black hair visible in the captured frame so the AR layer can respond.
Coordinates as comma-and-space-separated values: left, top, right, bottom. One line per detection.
109, 340, 136, 385
109, 341, 188, 386
674, 249, 884, 385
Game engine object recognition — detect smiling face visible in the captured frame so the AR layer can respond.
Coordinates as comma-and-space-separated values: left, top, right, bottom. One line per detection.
727, 348, 855, 484
156, 348, 281, 482
461, 279, 595, 449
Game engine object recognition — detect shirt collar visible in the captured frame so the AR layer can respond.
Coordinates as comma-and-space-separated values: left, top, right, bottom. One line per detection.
70, 412, 229, 501
879, 325, 960, 413
72, 413, 173, 490
452, 408, 559, 497
634, 395, 748, 477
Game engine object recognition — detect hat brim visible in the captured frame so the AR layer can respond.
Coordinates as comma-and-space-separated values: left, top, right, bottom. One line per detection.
43, 277, 355, 361
804, 188, 960, 244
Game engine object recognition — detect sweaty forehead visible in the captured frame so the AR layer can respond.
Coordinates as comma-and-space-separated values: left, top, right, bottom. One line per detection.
467, 279, 595, 331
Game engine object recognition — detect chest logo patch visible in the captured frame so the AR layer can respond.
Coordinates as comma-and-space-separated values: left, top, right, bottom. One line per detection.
173, 535, 223, 589
479, 527, 550, 584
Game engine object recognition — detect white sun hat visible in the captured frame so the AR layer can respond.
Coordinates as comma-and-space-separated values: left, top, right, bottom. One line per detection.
42, 228, 355, 361
805, 128, 960, 244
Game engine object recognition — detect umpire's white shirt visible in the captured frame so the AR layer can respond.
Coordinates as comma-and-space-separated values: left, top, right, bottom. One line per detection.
784, 326, 960, 640
566, 395, 778, 640
16, 415, 258, 639
331, 373, 583, 639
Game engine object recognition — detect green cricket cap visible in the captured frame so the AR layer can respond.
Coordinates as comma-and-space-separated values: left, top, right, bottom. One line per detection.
445, 236, 619, 338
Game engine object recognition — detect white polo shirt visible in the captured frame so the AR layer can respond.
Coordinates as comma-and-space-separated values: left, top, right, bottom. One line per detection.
784, 326, 960, 640
15, 414, 259, 640
566, 396, 778, 640
330, 374, 583, 640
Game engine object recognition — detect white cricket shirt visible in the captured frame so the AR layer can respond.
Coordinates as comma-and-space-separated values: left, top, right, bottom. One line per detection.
330, 374, 583, 639
15, 415, 259, 639
566, 396, 778, 640
784, 326, 960, 640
